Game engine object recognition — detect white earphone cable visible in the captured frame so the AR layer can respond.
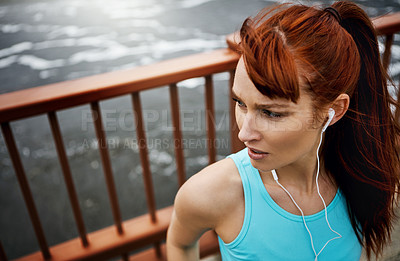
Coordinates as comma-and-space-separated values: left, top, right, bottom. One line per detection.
271, 116, 342, 260
274, 177, 318, 257
315, 128, 342, 257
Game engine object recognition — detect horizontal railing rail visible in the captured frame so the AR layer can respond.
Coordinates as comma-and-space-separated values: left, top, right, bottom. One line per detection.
1, 11, 400, 261
0, 50, 238, 124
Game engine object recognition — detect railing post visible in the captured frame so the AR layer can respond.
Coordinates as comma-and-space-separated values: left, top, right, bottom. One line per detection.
0, 123, 51, 260
169, 83, 186, 187
90, 101, 123, 235
48, 111, 89, 247
131, 92, 163, 258
131, 92, 157, 223
383, 34, 394, 71
205, 75, 216, 164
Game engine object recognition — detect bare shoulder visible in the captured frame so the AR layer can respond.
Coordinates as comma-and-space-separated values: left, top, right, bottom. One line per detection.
173, 157, 242, 230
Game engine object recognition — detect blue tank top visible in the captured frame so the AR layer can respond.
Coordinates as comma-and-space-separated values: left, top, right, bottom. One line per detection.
218, 148, 362, 261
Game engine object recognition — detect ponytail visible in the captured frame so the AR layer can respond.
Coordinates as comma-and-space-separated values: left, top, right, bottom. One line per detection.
322, 2, 400, 258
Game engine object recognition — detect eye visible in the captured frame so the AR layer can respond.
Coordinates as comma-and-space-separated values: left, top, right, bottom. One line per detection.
261, 109, 283, 118
232, 98, 246, 108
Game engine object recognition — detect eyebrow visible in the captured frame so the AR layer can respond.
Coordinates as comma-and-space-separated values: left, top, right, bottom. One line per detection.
231, 89, 291, 109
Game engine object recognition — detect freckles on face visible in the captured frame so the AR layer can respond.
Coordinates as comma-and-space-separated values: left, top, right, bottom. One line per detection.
233, 58, 322, 171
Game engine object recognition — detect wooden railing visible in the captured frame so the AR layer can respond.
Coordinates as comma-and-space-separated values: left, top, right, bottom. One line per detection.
0, 46, 240, 261
1, 11, 400, 261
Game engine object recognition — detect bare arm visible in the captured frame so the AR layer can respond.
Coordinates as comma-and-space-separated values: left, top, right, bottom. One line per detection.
166, 172, 215, 261
166, 211, 203, 261
166, 158, 241, 260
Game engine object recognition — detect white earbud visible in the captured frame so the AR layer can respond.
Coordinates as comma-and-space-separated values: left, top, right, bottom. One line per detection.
272, 169, 278, 181
322, 108, 335, 133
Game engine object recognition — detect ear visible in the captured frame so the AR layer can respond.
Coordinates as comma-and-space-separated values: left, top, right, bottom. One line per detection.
329, 93, 350, 126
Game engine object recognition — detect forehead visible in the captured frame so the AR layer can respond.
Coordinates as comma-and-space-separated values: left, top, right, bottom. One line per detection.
233, 57, 313, 109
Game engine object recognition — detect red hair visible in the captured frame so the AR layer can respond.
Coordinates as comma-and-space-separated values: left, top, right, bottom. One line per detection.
239, 1, 400, 259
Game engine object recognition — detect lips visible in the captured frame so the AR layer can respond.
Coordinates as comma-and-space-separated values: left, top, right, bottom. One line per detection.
247, 146, 269, 160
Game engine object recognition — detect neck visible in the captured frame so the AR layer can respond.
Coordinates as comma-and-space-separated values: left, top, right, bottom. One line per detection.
261, 158, 320, 195
260, 129, 332, 194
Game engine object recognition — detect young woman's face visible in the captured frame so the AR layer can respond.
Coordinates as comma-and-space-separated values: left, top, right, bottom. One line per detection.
233, 57, 324, 173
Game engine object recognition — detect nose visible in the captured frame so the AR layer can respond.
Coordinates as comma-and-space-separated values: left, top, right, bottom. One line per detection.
238, 113, 262, 143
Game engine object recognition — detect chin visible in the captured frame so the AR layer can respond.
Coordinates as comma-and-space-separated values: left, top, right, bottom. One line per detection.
249, 158, 273, 173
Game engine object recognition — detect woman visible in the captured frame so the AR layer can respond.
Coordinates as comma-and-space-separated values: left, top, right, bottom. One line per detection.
166, 1, 400, 260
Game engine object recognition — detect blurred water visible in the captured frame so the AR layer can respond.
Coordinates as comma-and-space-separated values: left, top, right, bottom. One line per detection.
1, 0, 400, 259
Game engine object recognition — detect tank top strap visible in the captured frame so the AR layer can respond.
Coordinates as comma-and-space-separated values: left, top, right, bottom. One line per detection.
227, 148, 254, 200
225, 148, 254, 248
227, 147, 261, 194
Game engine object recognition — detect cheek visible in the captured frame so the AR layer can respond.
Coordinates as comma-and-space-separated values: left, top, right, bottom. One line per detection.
263, 118, 319, 154
271, 131, 317, 159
